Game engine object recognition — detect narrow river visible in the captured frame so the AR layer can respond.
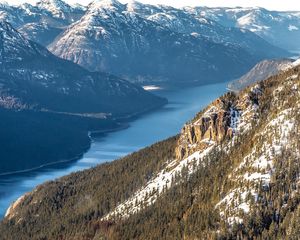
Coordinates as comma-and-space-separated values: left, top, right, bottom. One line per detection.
0, 82, 228, 218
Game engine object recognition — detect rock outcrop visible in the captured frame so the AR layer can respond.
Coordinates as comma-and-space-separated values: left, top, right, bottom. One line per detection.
176, 85, 262, 159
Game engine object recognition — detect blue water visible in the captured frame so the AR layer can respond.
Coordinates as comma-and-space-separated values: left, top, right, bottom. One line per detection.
0, 82, 228, 218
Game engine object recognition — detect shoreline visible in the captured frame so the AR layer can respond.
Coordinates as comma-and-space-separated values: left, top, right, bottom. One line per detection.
0, 124, 129, 178
0, 146, 89, 177
0, 101, 167, 178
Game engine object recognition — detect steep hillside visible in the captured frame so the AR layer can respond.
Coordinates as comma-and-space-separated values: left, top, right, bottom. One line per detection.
1, 54, 300, 239
228, 58, 300, 91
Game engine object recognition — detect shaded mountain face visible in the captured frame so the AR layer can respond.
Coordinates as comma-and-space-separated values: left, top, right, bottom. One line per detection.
2, 51, 300, 239
228, 58, 300, 91
0, 21, 166, 115
188, 7, 300, 52
48, 0, 288, 86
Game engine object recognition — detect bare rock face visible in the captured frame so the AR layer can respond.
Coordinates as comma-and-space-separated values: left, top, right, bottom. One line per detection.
176, 98, 233, 159
176, 86, 262, 160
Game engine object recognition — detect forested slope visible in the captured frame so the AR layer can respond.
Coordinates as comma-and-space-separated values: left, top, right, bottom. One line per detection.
1, 64, 300, 240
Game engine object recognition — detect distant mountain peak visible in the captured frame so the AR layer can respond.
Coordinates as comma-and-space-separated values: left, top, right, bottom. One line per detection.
0, 1, 10, 8
88, 0, 123, 11
71, 3, 87, 11
36, 0, 72, 18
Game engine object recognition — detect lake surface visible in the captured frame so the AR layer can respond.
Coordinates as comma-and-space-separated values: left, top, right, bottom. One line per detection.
0, 82, 228, 218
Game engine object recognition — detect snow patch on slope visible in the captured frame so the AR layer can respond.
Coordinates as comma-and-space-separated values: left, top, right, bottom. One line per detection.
103, 145, 215, 220
217, 108, 297, 224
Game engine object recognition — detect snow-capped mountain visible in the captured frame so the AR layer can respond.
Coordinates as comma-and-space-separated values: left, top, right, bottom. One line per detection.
0, 0, 86, 46
126, 1, 287, 58
0, 0, 297, 86
188, 7, 300, 52
0, 21, 165, 115
2, 50, 300, 239
36, 0, 73, 18
48, 0, 287, 86
0, 1, 299, 54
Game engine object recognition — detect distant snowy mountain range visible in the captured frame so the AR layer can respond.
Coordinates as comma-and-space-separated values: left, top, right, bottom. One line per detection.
188, 6, 300, 52
1, 0, 298, 85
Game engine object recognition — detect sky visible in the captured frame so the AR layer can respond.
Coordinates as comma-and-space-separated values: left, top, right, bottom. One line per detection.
4, 0, 300, 11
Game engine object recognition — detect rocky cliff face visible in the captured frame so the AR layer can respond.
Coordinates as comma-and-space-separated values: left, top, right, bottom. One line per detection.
176, 85, 262, 159
176, 97, 234, 159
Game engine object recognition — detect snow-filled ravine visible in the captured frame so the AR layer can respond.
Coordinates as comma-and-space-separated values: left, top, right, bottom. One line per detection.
0, 82, 228, 218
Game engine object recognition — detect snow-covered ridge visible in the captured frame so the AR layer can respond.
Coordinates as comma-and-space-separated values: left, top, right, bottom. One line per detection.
0, 21, 42, 63
217, 109, 297, 224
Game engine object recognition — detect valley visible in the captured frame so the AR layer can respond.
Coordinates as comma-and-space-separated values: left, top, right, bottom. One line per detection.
0, 0, 300, 239
2, 60, 300, 239
0, 81, 228, 219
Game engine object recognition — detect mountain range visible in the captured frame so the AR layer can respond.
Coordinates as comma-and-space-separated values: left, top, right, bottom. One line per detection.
188, 6, 300, 53
0, 0, 295, 86
0, 21, 165, 115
